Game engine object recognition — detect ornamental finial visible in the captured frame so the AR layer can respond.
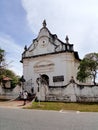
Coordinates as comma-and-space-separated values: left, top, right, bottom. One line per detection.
24, 45, 27, 51
65, 35, 69, 44
42, 20, 47, 27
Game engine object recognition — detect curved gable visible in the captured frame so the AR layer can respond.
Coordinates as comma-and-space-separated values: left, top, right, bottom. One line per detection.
21, 20, 81, 62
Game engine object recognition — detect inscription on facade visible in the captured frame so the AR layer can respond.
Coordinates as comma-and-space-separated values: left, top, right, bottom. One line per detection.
53, 75, 64, 82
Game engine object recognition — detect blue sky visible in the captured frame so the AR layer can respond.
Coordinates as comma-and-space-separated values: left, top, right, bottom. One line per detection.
0, 0, 98, 76
0, 0, 33, 75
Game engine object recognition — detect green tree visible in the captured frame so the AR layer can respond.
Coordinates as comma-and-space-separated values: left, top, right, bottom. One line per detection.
0, 48, 20, 87
77, 53, 98, 85
6, 69, 20, 88
0, 68, 20, 88
0, 48, 5, 68
0, 48, 5, 83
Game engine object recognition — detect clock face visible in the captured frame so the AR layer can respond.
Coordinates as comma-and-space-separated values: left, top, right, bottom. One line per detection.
39, 39, 48, 48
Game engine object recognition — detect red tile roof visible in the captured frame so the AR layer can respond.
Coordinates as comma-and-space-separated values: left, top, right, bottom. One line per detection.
3, 77, 12, 81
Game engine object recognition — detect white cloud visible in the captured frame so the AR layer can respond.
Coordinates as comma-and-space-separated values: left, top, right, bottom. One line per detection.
0, 33, 23, 76
22, 0, 98, 58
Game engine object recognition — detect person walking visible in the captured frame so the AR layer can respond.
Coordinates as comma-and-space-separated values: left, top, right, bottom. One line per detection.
23, 90, 28, 105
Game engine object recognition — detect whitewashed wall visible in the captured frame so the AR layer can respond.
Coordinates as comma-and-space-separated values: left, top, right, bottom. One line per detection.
37, 83, 98, 102
23, 52, 79, 93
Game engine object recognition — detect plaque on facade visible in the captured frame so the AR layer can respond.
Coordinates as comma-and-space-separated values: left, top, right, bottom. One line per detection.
53, 75, 64, 82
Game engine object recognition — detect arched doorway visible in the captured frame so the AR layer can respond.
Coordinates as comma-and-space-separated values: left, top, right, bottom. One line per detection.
41, 74, 49, 85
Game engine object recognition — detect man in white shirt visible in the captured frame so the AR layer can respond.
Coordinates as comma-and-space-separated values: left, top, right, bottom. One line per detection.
23, 90, 28, 105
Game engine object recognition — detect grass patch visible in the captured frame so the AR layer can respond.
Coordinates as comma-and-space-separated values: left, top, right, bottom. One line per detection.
26, 101, 98, 112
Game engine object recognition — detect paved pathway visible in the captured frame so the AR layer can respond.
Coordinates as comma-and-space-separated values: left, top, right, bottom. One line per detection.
0, 100, 31, 108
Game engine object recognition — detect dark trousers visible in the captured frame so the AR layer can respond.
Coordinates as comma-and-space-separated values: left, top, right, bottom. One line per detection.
23, 99, 26, 105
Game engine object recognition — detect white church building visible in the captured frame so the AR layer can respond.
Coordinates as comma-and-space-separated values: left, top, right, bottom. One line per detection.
21, 20, 98, 102
21, 21, 80, 83
21, 20, 82, 101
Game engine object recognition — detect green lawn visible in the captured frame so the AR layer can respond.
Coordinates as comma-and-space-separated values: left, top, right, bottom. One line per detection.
26, 101, 98, 112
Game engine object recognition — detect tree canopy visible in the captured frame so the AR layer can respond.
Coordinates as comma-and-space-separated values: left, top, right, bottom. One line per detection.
0, 48, 5, 68
0, 48, 20, 88
77, 53, 98, 85
0, 68, 20, 88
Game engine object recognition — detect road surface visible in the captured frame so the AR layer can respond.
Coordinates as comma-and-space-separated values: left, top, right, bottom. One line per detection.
0, 108, 98, 130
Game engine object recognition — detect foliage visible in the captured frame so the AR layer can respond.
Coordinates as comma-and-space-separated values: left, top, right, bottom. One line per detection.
0, 48, 20, 88
0, 48, 5, 68
5, 69, 20, 88
0, 68, 20, 88
77, 53, 98, 84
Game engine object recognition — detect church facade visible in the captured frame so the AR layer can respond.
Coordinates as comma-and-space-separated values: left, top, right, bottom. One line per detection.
21, 21, 98, 102
21, 20, 84, 101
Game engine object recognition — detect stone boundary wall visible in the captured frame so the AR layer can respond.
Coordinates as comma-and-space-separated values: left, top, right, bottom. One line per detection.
40, 83, 98, 102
